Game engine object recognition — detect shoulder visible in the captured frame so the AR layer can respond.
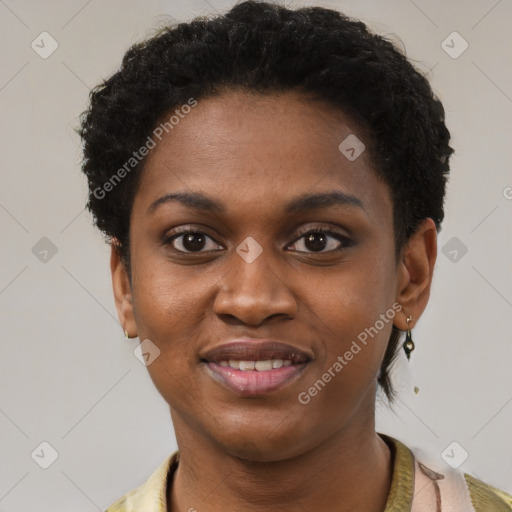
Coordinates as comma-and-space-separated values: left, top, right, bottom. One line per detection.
104, 495, 127, 512
104, 452, 179, 512
464, 473, 512, 511
380, 433, 512, 512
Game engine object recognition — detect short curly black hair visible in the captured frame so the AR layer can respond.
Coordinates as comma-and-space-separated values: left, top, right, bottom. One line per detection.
77, 0, 454, 402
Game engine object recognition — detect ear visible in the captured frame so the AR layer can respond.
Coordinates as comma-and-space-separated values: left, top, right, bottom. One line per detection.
393, 218, 437, 330
110, 239, 137, 338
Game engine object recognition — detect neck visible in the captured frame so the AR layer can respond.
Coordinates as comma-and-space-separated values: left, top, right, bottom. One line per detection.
168, 413, 393, 512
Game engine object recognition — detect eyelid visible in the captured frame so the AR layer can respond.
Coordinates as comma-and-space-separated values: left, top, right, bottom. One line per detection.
290, 223, 350, 241
287, 225, 352, 252
162, 226, 224, 251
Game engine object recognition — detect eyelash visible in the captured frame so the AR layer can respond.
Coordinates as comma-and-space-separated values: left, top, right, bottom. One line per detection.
162, 226, 352, 254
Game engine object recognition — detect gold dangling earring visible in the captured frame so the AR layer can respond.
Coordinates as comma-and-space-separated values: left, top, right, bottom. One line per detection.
403, 315, 419, 394
124, 330, 130, 340
403, 315, 415, 360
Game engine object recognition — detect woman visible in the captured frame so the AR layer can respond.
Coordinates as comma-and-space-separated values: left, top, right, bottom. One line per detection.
77, 1, 512, 510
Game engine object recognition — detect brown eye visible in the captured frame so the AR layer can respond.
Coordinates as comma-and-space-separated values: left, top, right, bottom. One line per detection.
164, 231, 223, 253
289, 228, 351, 253
305, 231, 329, 252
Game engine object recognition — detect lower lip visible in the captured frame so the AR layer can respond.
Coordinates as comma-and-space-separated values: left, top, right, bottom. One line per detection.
204, 362, 308, 396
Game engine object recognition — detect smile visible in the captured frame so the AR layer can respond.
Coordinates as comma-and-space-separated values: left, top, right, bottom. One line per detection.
219, 359, 293, 371
200, 339, 312, 396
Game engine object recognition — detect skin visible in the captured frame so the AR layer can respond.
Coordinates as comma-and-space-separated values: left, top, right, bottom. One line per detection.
111, 89, 437, 512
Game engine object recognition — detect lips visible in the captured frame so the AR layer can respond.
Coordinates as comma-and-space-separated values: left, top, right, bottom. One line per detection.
200, 339, 312, 396
200, 340, 312, 365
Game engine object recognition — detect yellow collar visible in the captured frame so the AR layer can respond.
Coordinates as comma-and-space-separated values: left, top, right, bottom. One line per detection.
105, 433, 511, 511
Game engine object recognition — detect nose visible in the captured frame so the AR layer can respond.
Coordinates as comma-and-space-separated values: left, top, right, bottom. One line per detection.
213, 247, 297, 326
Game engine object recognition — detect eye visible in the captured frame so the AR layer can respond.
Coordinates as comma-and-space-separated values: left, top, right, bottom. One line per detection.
288, 227, 350, 253
163, 229, 223, 253
163, 226, 351, 254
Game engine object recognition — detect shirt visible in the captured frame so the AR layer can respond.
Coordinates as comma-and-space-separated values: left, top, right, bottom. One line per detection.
104, 434, 512, 511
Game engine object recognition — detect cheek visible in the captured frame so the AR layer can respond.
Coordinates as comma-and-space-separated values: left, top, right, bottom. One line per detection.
301, 255, 397, 388
297, 291, 396, 429
129, 253, 220, 397
309, 255, 397, 337
131, 241, 206, 326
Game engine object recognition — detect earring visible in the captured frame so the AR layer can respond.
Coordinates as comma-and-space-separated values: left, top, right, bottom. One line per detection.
403, 315, 415, 360
124, 330, 130, 340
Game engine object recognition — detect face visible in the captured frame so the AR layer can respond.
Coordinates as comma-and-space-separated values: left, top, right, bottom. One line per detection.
112, 89, 430, 461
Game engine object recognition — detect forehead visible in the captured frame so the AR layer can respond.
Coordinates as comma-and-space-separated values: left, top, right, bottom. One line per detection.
133, 90, 392, 224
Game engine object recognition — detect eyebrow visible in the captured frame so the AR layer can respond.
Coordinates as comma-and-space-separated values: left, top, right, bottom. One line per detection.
147, 190, 365, 215
147, 192, 224, 215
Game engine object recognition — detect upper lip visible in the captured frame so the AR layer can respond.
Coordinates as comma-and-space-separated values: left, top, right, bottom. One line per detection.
200, 339, 313, 364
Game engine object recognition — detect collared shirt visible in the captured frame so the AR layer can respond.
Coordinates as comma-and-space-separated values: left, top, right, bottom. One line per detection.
105, 434, 512, 511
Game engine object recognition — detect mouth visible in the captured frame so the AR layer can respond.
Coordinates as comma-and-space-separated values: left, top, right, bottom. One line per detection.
200, 340, 312, 397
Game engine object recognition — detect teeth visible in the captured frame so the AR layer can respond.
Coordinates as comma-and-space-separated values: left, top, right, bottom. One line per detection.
255, 360, 273, 371
239, 360, 255, 371
222, 359, 294, 371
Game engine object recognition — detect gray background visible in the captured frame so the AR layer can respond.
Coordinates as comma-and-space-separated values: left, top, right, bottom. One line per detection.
0, 0, 511, 510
